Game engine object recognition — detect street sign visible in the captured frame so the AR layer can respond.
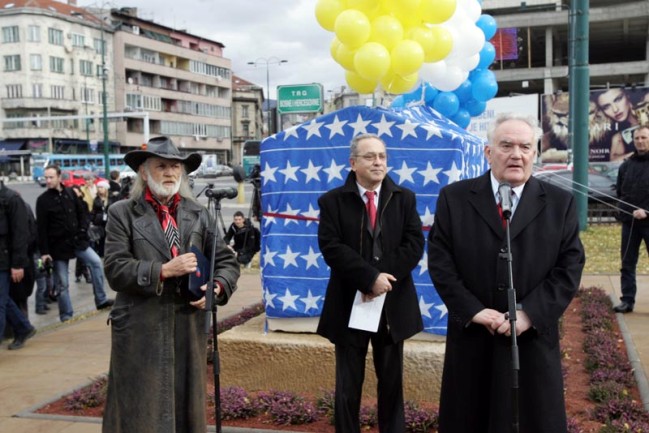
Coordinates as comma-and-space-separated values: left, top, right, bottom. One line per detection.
277, 84, 323, 114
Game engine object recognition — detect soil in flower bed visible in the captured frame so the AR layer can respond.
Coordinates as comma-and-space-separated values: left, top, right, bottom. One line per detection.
36, 296, 639, 432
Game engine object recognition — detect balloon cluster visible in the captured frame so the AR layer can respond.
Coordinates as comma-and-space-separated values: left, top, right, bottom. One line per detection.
315, 0, 499, 128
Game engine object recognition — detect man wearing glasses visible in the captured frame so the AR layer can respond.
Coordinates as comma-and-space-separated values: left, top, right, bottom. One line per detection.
317, 133, 424, 433
428, 113, 585, 432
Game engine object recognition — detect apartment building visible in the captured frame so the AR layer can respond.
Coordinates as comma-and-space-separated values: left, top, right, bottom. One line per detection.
484, 0, 649, 95
231, 75, 263, 166
109, 7, 233, 161
0, 0, 117, 155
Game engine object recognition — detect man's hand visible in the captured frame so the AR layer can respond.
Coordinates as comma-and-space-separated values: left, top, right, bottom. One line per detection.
10, 268, 24, 283
189, 282, 223, 310
474, 308, 533, 336
633, 209, 648, 220
362, 273, 397, 301
41, 254, 53, 264
161, 253, 197, 279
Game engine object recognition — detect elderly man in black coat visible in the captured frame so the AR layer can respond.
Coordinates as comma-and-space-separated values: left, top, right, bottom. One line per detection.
317, 133, 424, 433
428, 113, 585, 433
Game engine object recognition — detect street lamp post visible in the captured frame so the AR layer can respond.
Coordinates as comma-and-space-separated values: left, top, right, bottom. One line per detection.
101, 21, 110, 175
247, 57, 288, 137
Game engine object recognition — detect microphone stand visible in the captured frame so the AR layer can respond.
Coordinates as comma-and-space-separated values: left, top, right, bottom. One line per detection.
204, 191, 225, 433
502, 213, 520, 433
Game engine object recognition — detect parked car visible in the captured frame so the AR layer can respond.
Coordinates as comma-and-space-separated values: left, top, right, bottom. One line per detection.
533, 169, 617, 204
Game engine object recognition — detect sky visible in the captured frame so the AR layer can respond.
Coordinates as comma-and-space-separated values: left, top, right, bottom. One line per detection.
77, 0, 345, 100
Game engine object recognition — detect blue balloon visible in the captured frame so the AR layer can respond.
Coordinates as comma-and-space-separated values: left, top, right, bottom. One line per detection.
451, 109, 471, 129
478, 42, 496, 70
464, 98, 487, 117
476, 14, 497, 40
423, 83, 439, 104
432, 92, 460, 118
453, 80, 473, 104
390, 95, 405, 108
471, 69, 498, 102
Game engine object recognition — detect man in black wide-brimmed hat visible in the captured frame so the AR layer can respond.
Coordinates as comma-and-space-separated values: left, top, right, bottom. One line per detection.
101, 136, 240, 433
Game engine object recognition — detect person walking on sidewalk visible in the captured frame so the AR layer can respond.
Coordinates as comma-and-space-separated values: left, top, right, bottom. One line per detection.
102, 136, 240, 433
0, 182, 36, 350
614, 125, 649, 313
317, 134, 424, 433
36, 165, 114, 322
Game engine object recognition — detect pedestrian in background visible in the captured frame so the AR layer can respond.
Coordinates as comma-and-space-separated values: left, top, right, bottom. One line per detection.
428, 113, 585, 432
36, 165, 114, 322
614, 125, 649, 313
0, 181, 36, 350
317, 133, 424, 433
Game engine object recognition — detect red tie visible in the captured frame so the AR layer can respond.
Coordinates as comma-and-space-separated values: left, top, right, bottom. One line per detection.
497, 202, 506, 229
365, 191, 377, 230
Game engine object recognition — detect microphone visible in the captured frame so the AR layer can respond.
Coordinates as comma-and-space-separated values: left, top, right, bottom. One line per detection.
204, 187, 238, 200
498, 183, 513, 219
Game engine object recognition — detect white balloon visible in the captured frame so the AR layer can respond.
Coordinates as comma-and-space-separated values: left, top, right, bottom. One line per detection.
419, 61, 448, 86
448, 53, 480, 72
435, 66, 468, 92
462, 0, 482, 23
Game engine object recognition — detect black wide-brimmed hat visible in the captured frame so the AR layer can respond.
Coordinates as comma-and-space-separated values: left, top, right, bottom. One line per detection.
124, 136, 202, 173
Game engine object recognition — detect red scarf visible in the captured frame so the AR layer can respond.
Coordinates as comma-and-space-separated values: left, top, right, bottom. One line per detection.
144, 188, 181, 257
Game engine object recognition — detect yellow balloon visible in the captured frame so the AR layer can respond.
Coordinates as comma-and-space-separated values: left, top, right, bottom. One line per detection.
428, 25, 453, 62
408, 26, 433, 61
346, 70, 378, 94
334, 9, 371, 48
347, 0, 380, 17
381, 71, 419, 94
390, 39, 425, 76
420, 0, 456, 25
384, 0, 422, 28
315, 0, 347, 32
369, 15, 404, 50
354, 42, 391, 81
330, 37, 342, 62
336, 43, 358, 71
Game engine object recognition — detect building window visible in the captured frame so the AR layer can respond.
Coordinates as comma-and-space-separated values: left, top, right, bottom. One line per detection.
2, 26, 19, 43
30, 54, 42, 71
6, 84, 22, 99
50, 56, 64, 73
4, 55, 21, 71
243, 123, 250, 137
242, 105, 249, 119
50, 85, 65, 99
80, 60, 93, 76
72, 33, 85, 47
28, 25, 40, 42
94, 38, 105, 55
33, 83, 43, 98
81, 87, 95, 103
48, 28, 63, 46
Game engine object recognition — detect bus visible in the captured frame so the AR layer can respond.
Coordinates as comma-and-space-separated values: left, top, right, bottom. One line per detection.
32, 153, 127, 185
242, 140, 261, 177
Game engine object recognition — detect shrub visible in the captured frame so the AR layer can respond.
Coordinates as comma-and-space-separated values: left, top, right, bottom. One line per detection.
593, 398, 648, 424
315, 389, 335, 424
588, 381, 629, 404
218, 386, 259, 420
404, 400, 438, 433
359, 404, 378, 428
256, 390, 318, 425
64, 376, 108, 412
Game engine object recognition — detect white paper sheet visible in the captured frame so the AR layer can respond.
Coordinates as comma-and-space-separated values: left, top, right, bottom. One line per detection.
348, 290, 386, 333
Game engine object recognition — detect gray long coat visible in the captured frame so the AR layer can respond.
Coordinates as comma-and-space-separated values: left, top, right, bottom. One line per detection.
428, 172, 585, 433
102, 194, 239, 433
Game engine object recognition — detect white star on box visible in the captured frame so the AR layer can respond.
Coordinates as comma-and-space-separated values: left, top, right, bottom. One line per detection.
418, 162, 442, 185
325, 115, 348, 139
420, 206, 435, 228
371, 114, 395, 137
396, 120, 418, 139
301, 204, 320, 226
278, 288, 299, 311
300, 160, 322, 183
278, 245, 300, 268
348, 114, 371, 136
435, 303, 448, 319
393, 161, 417, 184
301, 290, 322, 313
282, 203, 301, 226
283, 125, 299, 140
261, 163, 278, 185
419, 296, 435, 319
264, 204, 278, 227
302, 119, 325, 140
421, 122, 443, 140
323, 159, 345, 183
263, 246, 277, 267
264, 290, 278, 309
444, 161, 463, 184
300, 246, 322, 269
417, 251, 428, 276
279, 161, 300, 184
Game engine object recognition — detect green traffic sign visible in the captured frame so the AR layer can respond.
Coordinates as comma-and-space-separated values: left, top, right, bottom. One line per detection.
277, 84, 323, 114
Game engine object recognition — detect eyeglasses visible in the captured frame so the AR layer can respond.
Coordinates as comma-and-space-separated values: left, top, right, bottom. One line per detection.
354, 153, 387, 162
495, 142, 535, 155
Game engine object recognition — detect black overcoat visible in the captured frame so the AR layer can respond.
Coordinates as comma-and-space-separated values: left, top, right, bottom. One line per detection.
428, 171, 585, 433
317, 172, 424, 347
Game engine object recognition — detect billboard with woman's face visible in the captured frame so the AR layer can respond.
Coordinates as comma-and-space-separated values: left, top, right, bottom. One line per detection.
540, 86, 649, 163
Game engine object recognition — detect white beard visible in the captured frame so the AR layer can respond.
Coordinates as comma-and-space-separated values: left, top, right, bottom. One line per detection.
147, 175, 180, 199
